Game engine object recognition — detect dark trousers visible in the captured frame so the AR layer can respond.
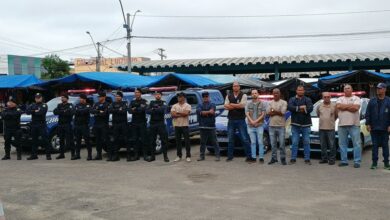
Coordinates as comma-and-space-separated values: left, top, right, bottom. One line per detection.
175, 126, 190, 158
200, 128, 220, 158
31, 124, 50, 156
131, 122, 148, 158
149, 122, 168, 156
370, 130, 389, 164
57, 124, 73, 155
112, 123, 128, 157
4, 128, 21, 156
319, 129, 336, 162
93, 124, 108, 155
74, 125, 90, 155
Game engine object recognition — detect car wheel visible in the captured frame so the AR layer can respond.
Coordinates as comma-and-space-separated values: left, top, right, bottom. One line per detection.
49, 130, 60, 153
263, 132, 271, 152
154, 135, 162, 155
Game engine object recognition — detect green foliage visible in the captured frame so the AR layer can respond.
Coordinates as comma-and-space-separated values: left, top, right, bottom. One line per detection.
41, 54, 70, 79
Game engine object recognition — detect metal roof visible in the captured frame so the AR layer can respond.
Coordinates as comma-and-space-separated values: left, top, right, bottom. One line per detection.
128, 52, 390, 70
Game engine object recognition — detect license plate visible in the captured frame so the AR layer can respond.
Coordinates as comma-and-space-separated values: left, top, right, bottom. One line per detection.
217, 137, 229, 143
310, 139, 321, 145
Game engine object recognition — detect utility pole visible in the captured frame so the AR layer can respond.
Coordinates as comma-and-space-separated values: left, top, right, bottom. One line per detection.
86, 31, 101, 72
118, 0, 141, 73
126, 13, 131, 73
96, 42, 101, 72
157, 48, 167, 60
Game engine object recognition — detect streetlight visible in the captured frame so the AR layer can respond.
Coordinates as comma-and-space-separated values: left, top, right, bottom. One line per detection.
118, 0, 141, 73
86, 31, 101, 72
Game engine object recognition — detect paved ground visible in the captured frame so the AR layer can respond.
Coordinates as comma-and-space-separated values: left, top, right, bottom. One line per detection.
0, 137, 389, 220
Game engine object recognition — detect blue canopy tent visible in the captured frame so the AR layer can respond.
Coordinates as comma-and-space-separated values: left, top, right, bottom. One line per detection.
318, 70, 390, 97
318, 70, 390, 98
147, 73, 222, 89
318, 70, 390, 89
37, 72, 158, 90
0, 74, 42, 89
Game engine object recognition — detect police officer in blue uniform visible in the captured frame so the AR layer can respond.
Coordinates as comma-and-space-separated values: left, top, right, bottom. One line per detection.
1, 98, 22, 160
147, 91, 169, 162
26, 93, 52, 160
53, 94, 75, 160
108, 91, 128, 162
74, 94, 92, 160
90, 91, 110, 160
128, 88, 149, 161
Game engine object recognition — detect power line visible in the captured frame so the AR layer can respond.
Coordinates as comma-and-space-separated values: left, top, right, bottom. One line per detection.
139, 9, 390, 18
28, 37, 126, 57
133, 29, 390, 40
100, 44, 126, 57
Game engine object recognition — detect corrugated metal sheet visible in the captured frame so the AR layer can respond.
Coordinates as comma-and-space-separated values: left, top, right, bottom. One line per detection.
131, 52, 390, 69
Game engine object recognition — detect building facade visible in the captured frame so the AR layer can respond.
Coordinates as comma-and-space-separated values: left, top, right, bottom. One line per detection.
73, 57, 150, 73
0, 55, 43, 78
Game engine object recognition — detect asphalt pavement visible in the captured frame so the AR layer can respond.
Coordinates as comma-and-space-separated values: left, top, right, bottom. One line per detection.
0, 137, 389, 220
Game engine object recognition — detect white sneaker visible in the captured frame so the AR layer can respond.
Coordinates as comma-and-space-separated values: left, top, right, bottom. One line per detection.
173, 157, 181, 162
186, 157, 191, 162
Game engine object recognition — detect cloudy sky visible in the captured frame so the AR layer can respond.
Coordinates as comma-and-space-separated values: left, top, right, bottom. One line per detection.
1, 0, 390, 61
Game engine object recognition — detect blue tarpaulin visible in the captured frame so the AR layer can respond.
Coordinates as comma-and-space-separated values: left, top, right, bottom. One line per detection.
0, 74, 43, 89
318, 70, 390, 89
147, 73, 222, 87
38, 72, 157, 89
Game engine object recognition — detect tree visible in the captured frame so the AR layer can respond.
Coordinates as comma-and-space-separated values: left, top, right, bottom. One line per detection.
41, 54, 70, 79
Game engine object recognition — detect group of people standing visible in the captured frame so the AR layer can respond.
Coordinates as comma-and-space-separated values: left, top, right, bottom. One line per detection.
220, 82, 389, 169
1, 82, 390, 169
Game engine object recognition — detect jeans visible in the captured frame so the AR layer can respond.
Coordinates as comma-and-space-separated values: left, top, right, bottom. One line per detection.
338, 125, 361, 164
200, 128, 220, 158
175, 126, 191, 158
291, 125, 311, 161
319, 130, 336, 162
269, 126, 286, 161
227, 119, 251, 159
370, 130, 389, 164
247, 126, 264, 159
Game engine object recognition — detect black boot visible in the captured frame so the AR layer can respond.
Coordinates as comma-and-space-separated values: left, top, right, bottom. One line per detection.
94, 153, 102, 160
76, 150, 81, 160
106, 153, 112, 161
164, 154, 169, 163
1, 155, 10, 160
17, 149, 22, 160
111, 151, 120, 161
71, 149, 77, 160
46, 154, 52, 160
27, 155, 38, 160
87, 148, 92, 161
56, 153, 65, 160
2, 149, 11, 160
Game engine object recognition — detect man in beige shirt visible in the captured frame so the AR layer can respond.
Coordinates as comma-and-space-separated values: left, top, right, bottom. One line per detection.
171, 92, 192, 162
266, 88, 288, 165
336, 84, 361, 168
317, 92, 338, 165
